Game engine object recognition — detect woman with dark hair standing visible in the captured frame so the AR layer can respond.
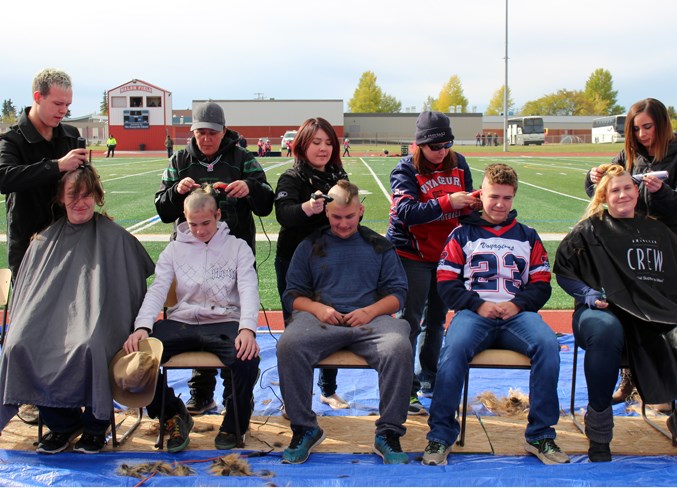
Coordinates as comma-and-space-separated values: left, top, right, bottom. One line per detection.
386, 111, 476, 415
585, 98, 677, 406
274, 117, 349, 410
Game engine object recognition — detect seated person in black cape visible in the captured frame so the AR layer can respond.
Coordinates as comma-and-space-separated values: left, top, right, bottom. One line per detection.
554, 164, 677, 461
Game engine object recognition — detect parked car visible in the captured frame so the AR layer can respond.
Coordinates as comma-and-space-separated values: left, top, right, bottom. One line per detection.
280, 130, 297, 152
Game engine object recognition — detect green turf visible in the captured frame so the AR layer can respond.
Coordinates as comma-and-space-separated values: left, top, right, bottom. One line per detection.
0, 151, 612, 310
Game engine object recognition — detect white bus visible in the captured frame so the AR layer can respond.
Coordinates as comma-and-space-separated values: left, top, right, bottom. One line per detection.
591, 115, 626, 144
507, 116, 545, 146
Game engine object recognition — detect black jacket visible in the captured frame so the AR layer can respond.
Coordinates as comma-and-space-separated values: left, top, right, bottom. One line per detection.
554, 212, 677, 403
273, 162, 348, 261
0, 108, 80, 277
154, 129, 274, 253
585, 139, 677, 234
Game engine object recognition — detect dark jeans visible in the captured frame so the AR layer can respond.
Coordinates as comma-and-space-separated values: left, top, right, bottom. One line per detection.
39, 406, 109, 436
275, 254, 339, 396
147, 320, 259, 435
106, 145, 116, 157
572, 307, 625, 412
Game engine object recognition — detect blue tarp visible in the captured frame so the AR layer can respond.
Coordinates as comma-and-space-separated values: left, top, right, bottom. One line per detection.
0, 332, 674, 486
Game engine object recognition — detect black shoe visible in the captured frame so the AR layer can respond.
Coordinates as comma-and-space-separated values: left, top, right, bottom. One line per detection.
73, 433, 106, 454
165, 410, 194, 453
185, 396, 217, 415
215, 430, 244, 450
588, 441, 611, 462
36, 429, 82, 454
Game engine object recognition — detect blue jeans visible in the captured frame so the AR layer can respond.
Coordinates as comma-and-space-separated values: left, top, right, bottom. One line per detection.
572, 307, 624, 412
275, 254, 338, 396
397, 257, 448, 396
427, 310, 561, 446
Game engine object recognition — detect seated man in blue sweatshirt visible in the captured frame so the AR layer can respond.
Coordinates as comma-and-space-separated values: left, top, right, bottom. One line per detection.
422, 163, 570, 466
277, 179, 412, 465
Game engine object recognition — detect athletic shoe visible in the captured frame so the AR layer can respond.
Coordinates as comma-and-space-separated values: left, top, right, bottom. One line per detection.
185, 396, 217, 415
418, 380, 434, 399
408, 397, 428, 416
422, 440, 453, 465
320, 393, 349, 409
282, 427, 325, 464
36, 429, 82, 454
215, 431, 244, 450
524, 438, 571, 465
373, 430, 409, 464
73, 433, 106, 454
165, 409, 194, 453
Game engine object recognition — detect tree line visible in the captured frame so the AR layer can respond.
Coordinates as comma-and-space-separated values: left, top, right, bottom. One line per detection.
348, 68, 677, 124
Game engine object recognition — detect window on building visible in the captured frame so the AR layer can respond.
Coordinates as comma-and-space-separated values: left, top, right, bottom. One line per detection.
147, 96, 161, 107
111, 96, 127, 108
130, 96, 143, 108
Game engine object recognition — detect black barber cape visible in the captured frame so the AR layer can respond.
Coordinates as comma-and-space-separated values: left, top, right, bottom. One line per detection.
554, 211, 677, 403
0, 214, 154, 431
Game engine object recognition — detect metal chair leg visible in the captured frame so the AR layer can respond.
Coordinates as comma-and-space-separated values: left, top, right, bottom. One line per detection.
457, 369, 470, 447
570, 343, 584, 434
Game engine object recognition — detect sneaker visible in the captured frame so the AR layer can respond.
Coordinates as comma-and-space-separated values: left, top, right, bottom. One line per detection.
164, 410, 194, 453
320, 393, 349, 410
282, 427, 325, 464
17, 404, 39, 425
408, 397, 428, 416
215, 430, 244, 450
36, 429, 82, 454
524, 438, 571, 465
418, 380, 434, 399
422, 440, 452, 466
373, 430, 409, 464
185, 396, 217, 415
73, 433, 106, 454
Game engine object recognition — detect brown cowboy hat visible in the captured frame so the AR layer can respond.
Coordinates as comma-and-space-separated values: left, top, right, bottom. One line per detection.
109, 338, 163, 408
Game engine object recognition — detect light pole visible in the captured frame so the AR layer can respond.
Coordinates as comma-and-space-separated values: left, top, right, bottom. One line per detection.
503, 0, 509, 152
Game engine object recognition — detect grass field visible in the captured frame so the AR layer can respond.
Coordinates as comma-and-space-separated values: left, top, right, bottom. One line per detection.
0, 148, 619, 310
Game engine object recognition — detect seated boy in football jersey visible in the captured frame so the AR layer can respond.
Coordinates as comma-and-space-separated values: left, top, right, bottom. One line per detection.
421, 163, 570, 467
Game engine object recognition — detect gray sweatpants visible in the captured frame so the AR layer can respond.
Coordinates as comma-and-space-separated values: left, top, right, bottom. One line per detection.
277, 311, 413, 436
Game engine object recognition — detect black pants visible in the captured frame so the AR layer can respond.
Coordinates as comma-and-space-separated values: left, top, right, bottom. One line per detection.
39, 406, 109, 436
147, 320, 259, 434
106, 145, 116, 157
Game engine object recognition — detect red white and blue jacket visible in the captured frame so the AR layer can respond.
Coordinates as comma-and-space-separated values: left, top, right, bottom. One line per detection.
386, 154, 473, 262
437, 210, 552, 313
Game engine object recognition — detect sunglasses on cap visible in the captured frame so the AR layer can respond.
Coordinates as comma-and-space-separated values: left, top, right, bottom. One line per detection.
427, 142, 453, 151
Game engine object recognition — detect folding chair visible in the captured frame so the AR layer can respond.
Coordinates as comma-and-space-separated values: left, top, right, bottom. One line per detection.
570, 340, 676, 445
458, 349, 531, 447
154, 280, 242, 450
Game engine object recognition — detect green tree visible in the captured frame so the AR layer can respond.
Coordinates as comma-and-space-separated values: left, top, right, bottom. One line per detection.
422, 96, 436, 112
347, 71, 401, 113
380, 94, 402, 113
522, 89, 593, 116
584, 68, 624, 115
100, 91, 108, 115
434, 75, 468, 113
485, 85, 515, 115
1, 99, 17, 124
669, 106, 677, 132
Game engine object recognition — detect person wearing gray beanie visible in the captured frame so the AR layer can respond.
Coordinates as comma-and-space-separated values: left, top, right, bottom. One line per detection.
386, 111, 477, 416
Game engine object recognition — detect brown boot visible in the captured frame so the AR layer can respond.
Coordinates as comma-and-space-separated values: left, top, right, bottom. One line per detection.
611, 368, 636, 405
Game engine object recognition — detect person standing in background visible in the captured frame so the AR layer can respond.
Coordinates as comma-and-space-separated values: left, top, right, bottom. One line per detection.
165, 134, 174, 158
106, 134, 117, 157
386, 111, 476, 416
274, 117, 350, 410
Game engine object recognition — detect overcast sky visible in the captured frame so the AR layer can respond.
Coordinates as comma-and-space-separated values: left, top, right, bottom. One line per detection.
3, 0, 675, 118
